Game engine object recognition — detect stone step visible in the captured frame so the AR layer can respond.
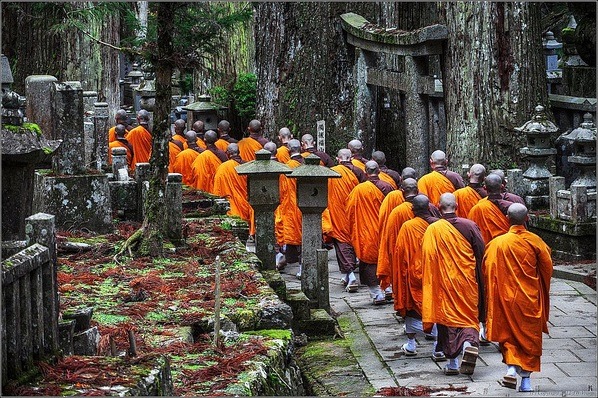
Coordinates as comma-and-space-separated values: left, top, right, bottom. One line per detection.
294, 309, 337, 337
286, 288, 311, 321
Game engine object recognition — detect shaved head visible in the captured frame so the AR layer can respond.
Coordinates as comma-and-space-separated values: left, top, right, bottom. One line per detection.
337, 148, 352, 161
371, 151, 386, 166
490, 169, 506, 186
115, 109, 129, 123
412, 194, 430, 213
301, 134, 314, 146
184, 130, 197, 143
278, 127, 292, 140
365, 160, 379, 175
137, 109, 150, 124
264, 141, 278, 155
401, 178, 418, 197
115, 124, 126, 138
439, 192, 457, 213
401, 167, 417, 180
288, 139, 301, 154
192, 120, 205, 134
430, 150, 447, 166
218, 120, 231, 133
174, 119, 186, 133
469, 164, 486, 183
348, 139, 363, 153
507, 203, 528, 225
226, 142, 240, 156
248, 119, 262, 134
485, 173, 503, 194
204, 130, 218, 144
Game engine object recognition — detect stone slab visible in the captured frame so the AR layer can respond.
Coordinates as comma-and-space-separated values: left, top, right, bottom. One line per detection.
555, 361, 598, 377
548, 326, 597, 338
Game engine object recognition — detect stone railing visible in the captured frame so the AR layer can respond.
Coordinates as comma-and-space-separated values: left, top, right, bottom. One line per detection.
1, 213, 59, 388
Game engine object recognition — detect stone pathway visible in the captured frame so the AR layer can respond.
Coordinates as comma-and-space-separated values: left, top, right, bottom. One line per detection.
279, 250, 597, 396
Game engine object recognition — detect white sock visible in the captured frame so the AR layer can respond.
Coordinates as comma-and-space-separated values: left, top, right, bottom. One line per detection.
518, 369, 531, 378
384, 286, 392, 294
406, 338, 416, 351
449, 357, 459, 368
404, 317, 423, 334
368, 285, 383, 299
347, 272, 356, 283
463, 341, 472, 353
430, 323, 438, 337
275, 252, 284, 265
506, 365, 517, 377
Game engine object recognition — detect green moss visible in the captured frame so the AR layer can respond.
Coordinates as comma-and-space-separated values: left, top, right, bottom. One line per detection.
68, 236, 108, 245
3, 122, 43, 136
244, 329, 292, 340
93, 313, 130, 325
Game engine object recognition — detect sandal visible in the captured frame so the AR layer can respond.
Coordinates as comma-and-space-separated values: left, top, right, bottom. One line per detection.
400, 343, 417, 357
459, 346, 478, 375
443, 365, 459, 376
498, 375, 517, 389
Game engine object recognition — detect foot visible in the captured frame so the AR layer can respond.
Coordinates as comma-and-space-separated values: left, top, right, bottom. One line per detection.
443, 365, 459, 376
340, 277, 348, 287
372, 294, 387, 306
431, 351, 447, 362
459, 346, 478, 375
519, 377, 533, 392
401, 343, 417, 357
425, 333, 436, 341
345, 281, 359, 293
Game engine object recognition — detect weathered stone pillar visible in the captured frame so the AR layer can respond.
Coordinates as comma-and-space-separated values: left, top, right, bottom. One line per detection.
236, 150, 292, 270
316, 249, 330, 313
4, 279, 21, 378
135, 163, 151, 221
507, 169, 526, 199
549, 176, 567, 218
288, 154, 340, 309
83, 91, 98, 169
165, 173, 183, 244
25, 213, 59, 356
94, 102, 110, 171
51, 81, 85, 175
111, 147, 129, 180
25, 75, 58, 140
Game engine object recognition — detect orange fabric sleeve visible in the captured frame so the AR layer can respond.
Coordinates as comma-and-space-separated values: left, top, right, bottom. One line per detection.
377, 202, 413, 290
213, 159, 255, 235
379, 171, 398, 190
173, 149, 200, 187
193, 151, 222, 193
417, 171, 457, 207
126, 125, 152, 170
276, 146, 291, 164
454, 186, 482, 218
238, 138, 263, 162
467, 198, 510, 244
325, 165, 359, 243
346, 181, 385, 264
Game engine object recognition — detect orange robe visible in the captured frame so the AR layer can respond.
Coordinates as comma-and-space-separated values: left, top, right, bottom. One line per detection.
276, 146, 291, 164
168, 141, 180, 173
467, 198, 510, 244
215, 138, 229, 152
238, 137, 264, 162
418, 170, 457, 207
108, 140, 133, 168
324, 164, 361, 243
379, 171, 398, 190
454, 186, 484, 219
377, 202, 414, 290
394, 217, 430, 315
213, 158, 255, 236
421, 219, 480, 331
192, 150, 224, 193
108, 126, 118, 143
278, 159, 303, 246
346, 181, 386, 264
351, 158, 367, 171
171, 134, 186, 150
173, 148, 200, 187
378, 190, 405, 236
195, 139, 207, 150
484, 225, 553, 372
126, 125, 152, 170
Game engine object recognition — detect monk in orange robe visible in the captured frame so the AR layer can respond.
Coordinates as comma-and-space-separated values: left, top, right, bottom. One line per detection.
393, 195, 443, 359
484, 203, 552, 392
275, 127, 293, 164
324, 148, 366, 291
417, 150, 464, 207
238, 119, 269, 162
421, 193, 485, 376
277, 139, 304, 277
213, 143, 255, 236
192, 130, 228, 193
468, 173, 525, 244
300, 134, 335, 167
173, 130, 203, 187
168, 141, 180, 173
348, 139, 368, 171
217, 120, 239, 144
108, 109, 132, 143
189, 120, 208, 150
126, 109, 153, 171
108, 124, 133, 169
453, 163, 487, 218
372, 151, 401, 188
378, 167, 417, 233
170, 119, 187, 151
346, 161, 394, 304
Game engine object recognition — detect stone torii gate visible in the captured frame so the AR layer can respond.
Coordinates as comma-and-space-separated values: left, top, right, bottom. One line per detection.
340, 13, 448, 176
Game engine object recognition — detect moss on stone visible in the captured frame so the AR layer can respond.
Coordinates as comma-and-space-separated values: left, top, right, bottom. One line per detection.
3, 122, 43, 136
244, 329, 292, 340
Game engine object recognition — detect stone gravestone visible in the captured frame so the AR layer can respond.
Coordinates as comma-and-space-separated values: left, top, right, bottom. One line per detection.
25, 75, 58, 140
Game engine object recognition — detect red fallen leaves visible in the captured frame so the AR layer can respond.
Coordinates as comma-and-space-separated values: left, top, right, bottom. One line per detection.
377, 385, 469, 396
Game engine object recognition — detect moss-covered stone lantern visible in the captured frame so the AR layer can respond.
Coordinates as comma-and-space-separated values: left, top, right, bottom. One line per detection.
236, 149, 291, 270
288, 154, 340, 311
516, 105, 559, 209
183, 94, 227, 131
563, 113, 596, 189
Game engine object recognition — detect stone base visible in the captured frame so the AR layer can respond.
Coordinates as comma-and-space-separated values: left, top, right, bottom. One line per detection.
525, 195, 549, 210
109, 179, 140, 220
529, 214, 596, 260
286, 288, 311, 321
33, 172, 114, 234
262, 270, 287, 299
73, 327, 100, 356
295, 309, 336, 338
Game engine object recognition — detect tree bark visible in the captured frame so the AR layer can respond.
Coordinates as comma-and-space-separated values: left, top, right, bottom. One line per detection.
99, 12, 121, 120
254, 2, 377, 155
139, 2, 174, 257
442, 2, 547, 170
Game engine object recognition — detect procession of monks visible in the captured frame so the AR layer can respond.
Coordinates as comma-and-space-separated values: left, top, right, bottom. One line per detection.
109, 111, 553, 393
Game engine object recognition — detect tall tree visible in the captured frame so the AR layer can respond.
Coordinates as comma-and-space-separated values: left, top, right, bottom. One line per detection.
441, 2, 547, 169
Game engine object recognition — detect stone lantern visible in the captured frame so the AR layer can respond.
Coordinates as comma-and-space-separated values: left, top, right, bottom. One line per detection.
124, 63, 144, 110
288, 154, 340, 312
235, 149, 291, 271
183, 94, 227, 131
1, 54, 25, 126
543, 31, 562, 72
563, 113, 596, 189
516, 105, 558, 209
